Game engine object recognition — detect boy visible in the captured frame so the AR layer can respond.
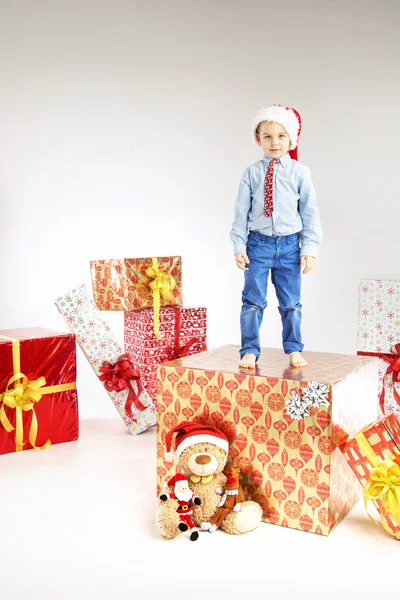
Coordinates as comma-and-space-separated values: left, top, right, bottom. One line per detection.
230, 104, 322, 369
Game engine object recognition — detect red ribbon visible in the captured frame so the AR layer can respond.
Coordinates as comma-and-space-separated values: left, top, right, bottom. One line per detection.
99, 354, 147, 420
357, 343, 400, 412
164, 308, 207, 361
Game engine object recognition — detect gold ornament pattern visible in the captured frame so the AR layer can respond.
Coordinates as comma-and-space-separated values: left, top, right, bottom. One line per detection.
90, 256, 182, 311
156, 345, 378, 536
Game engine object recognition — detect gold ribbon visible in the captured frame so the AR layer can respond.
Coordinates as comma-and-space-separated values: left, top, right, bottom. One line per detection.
145, 257, 177, 339
355, 430, 400, 537
0, 335, 76, 452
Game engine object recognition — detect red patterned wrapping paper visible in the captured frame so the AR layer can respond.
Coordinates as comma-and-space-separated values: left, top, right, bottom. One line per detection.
0, 328, 79, 456
90, 256, 182, 311
125, 306, 207, 405
156, 345, 378, 536
340, 414, 400, 539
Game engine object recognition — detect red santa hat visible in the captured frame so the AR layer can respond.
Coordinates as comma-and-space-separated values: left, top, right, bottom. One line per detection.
164, 421, 229, 461
251, 104, 302, 161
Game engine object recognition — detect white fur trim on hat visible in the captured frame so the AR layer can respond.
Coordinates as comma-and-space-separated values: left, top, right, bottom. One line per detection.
164, 451, 174, 462
175, 434, 229, 458
251, 105, 300, 149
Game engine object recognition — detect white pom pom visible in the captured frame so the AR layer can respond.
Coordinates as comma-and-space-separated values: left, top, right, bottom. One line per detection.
164, 451, 174, 462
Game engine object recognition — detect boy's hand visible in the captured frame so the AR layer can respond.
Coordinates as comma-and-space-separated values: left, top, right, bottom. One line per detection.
235, 252, 249, 271
300, 255, 315, 274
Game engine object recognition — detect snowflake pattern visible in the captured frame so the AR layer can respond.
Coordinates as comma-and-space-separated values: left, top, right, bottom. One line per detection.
55, 284, 156, 435
357, 279, 400, 418
358, 279, 400, 353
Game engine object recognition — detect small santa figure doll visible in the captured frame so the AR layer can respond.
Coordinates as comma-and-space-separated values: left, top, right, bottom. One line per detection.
160, 473, 201, 541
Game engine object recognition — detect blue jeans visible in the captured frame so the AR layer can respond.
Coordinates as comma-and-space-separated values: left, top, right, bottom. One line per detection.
240, 230, 303, 359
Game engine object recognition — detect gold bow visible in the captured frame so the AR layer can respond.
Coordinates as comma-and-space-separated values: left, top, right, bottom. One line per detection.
0, 372, 50, 452
145, 257, 177, 338
0, 335, 76, 452
364, 458, 400, 536
355, 429, 400, 537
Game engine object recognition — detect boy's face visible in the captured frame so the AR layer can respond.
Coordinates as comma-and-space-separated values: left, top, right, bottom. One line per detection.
256, 121, 290, 159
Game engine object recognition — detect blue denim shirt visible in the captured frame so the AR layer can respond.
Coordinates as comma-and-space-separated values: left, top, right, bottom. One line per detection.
230, 153, 322, 257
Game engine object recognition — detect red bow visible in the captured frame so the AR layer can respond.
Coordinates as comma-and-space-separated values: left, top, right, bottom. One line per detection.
99, 354, 147, 420
164, 307, 207, 362
165, 338, 207, 362
358, 343, 400, 412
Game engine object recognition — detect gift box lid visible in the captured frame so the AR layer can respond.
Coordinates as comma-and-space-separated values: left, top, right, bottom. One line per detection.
352, 413, 400, 455
162, 344, 377, 385
0, 328, 73, 342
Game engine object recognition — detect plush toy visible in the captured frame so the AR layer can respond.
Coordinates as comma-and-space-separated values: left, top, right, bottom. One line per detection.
157, 421, 262, 539
201, 466, 242, 533
159, 473, 201, 541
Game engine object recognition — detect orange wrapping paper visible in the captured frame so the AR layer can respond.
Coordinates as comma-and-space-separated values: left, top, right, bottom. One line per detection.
90, 256, 182, 311
156, 345, 378, 535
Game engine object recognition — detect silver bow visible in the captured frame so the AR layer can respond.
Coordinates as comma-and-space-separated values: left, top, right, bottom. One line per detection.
284, 381, 330, 420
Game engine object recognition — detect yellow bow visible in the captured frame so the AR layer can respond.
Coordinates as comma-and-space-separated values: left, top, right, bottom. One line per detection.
364, 458, 400, 535
189, 474, 214, 485
145, 257, 177, 338
0, 372, 51, 452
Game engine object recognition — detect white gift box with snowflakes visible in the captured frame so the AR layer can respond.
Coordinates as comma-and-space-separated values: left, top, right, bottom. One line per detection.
55, 284, 156, 435
357, 279, 400, 418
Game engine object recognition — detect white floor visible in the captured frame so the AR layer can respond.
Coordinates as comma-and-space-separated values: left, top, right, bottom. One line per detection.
1, 417, 397, 600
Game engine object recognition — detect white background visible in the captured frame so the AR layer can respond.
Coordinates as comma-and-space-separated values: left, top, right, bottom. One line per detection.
0, 1, 399, 599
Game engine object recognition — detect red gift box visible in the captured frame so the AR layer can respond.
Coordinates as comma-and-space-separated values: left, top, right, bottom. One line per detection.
0, 328, 79, 455
124, 307, 207, 404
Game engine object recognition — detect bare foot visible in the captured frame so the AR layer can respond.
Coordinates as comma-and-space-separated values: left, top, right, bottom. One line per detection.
289, 351, 307, 368
239, 353, 257, 369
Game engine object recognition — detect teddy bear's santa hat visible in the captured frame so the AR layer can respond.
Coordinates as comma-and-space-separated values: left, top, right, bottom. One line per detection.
164, 421, 229, 461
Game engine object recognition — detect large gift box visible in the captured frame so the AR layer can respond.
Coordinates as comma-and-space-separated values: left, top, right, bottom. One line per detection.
341, 414, 400, 539
357, 279, 400, 418
125, 306, 207, 405
156, 345, 378, 535
55, 284, 155, 435
0, 328, 78, 455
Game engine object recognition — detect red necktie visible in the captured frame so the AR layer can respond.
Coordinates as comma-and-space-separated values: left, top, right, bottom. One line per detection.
264, 158, 279, 217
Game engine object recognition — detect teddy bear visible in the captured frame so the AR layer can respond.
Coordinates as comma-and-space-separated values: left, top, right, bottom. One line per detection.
156, 421, 262, 539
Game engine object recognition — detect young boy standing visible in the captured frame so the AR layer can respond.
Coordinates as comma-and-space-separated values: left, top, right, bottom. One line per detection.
230, 104, 322, 369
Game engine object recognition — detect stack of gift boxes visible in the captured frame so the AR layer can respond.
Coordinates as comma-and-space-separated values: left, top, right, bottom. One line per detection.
89, 256, 207, 407
1, 271, 399, 541
54, 256, 207, 435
